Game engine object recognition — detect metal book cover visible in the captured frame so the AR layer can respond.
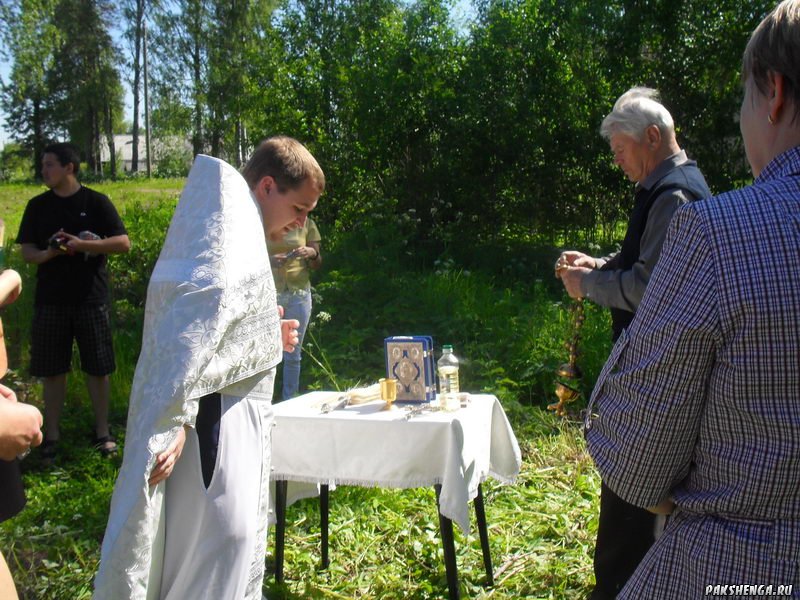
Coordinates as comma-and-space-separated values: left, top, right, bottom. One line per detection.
384, 335, 435, 402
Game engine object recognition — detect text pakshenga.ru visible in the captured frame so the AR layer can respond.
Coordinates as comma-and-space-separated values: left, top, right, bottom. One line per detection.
705, 584, 794, 597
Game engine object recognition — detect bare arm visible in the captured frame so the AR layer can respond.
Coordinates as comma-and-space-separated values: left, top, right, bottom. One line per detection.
0, 270, 22, 307
62, 232, 131, 255
20, 242, 60, 265
305, 240, 322, 269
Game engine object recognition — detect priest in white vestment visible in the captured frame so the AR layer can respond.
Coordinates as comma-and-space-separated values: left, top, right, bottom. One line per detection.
94, 138, 324, 600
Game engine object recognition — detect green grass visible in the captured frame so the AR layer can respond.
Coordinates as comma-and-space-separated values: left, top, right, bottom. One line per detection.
8, 409, 599, 600
0, 180, 609, 599
268, 409, 599, 600
0, 178, 184, 240
262, 412, 599, 600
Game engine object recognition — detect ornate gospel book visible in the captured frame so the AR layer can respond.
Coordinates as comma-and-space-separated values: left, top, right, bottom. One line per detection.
384, 335, 436, 402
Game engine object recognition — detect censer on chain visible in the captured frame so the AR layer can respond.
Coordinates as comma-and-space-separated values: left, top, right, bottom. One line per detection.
548, 298, 585, 417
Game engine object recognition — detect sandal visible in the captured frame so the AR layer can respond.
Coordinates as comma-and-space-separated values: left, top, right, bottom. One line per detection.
93, 435, 118, 457
40, 439, 58, 464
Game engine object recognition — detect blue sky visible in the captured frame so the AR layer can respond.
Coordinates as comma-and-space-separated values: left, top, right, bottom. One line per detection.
0, 61, 13, 146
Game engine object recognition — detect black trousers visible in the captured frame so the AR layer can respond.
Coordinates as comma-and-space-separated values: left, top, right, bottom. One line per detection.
195, 392, 221, 489
0, 459, 25, 523
589, 481, 659, 599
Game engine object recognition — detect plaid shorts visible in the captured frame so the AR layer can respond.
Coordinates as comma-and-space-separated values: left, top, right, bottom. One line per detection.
30, 304, 116, 377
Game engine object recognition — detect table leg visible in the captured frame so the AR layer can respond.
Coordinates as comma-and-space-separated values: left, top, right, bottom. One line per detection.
274, 480, 288, 583
435, 484, 461, 600
473, 484, 494, 586
320, 483, 330, 569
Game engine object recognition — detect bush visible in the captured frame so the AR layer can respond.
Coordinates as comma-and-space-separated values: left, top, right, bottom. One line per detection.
0, 144, 33, 182
153, 141, 192, 178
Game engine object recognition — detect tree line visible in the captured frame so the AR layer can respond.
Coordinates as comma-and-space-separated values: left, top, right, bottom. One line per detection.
0, 0, 774, 249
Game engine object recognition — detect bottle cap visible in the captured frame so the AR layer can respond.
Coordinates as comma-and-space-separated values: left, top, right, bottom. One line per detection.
443, 344, 453, 351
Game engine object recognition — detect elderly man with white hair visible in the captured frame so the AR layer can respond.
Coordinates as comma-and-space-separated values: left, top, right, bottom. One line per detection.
556, 87, 710, 599
586, 2, 800, 596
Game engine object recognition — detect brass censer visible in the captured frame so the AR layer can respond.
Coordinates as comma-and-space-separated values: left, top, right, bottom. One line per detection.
549, 299, 585, 417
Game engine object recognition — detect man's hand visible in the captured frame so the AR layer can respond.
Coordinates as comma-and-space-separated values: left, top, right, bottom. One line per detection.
56, 231, 130, 256
278, 305, 300, 353
48, 229, 74, 255
270, 253, 289, 268
292, 246, 317, 260
554, 250, 596, 277
58, 231, 85, 254
558, 266, 591, 300
149, 425, 189, 486
0, 384, 43, 461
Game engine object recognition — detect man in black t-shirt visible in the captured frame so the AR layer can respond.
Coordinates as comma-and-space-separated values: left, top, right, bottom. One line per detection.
16, 143, 130, 462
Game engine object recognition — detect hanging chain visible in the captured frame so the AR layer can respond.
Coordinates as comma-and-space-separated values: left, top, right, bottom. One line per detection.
548, 299, 585, 417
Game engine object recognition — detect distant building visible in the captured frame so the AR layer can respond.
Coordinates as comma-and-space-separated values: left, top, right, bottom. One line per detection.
99, 134, 192, 173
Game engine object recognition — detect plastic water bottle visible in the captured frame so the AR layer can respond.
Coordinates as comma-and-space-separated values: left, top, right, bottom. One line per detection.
438, 345, 460, 409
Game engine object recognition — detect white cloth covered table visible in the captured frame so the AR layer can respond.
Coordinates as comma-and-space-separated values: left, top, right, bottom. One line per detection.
270, 392, 521, 533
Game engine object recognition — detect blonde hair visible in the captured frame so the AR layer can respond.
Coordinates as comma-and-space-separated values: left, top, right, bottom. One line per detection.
600, 87, 675, 141
242, 136, 325, 193
743, 0, 800, 122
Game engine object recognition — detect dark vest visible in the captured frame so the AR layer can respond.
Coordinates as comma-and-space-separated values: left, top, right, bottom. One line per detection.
607, 160, 711, 340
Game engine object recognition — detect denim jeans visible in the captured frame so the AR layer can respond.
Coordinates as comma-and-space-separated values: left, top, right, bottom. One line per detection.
277, 287, 312, 400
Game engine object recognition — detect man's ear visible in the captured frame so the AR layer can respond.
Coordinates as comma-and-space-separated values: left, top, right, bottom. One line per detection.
768, 70, 786, 123
646, 124, 662, 147
256, 175, 275, 200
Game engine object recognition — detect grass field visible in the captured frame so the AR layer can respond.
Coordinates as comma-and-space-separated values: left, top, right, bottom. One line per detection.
0, 179, 610, 599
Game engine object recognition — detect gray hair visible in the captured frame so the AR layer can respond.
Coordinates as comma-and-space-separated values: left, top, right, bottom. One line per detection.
600, 87, 675, 141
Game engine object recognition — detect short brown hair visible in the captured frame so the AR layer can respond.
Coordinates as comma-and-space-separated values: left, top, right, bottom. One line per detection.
242, 136, 325, 193
44, 142, 81, 176
742, 0, 800, 122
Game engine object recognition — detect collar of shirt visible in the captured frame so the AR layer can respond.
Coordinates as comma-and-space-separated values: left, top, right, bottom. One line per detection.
756, 145, 800, 183
635, 150, 689, 193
